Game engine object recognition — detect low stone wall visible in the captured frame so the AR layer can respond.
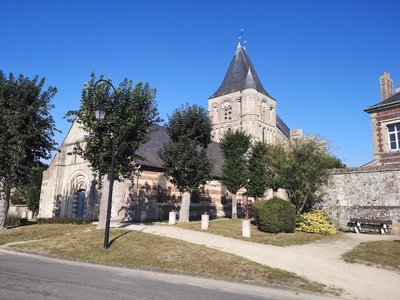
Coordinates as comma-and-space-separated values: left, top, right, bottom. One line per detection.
8, 205, 33, 220
320, 164, 400, 228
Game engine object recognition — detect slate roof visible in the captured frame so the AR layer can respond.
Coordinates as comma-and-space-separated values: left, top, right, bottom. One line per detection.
135, 125, 223, 178
209, 45, 274, 99
276, 115, 290, 140
364, 92, 400, 113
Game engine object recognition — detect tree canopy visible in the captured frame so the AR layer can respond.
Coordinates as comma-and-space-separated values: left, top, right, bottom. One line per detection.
0, 72, 58, 230
220, 130, 251, 218
247, 141, 269, 199
265, 138, 344, 214
159, 104, 213, 222
66, 72, 161, 181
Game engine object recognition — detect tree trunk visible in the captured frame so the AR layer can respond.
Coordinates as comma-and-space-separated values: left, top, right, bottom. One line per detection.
0, 180, 11, 231
179, 191, 191, 223
231, 193, 237, 219
96, 177, 109, 229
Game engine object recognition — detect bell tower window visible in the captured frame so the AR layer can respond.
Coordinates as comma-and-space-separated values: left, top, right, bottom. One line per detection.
224, 105, 232, 120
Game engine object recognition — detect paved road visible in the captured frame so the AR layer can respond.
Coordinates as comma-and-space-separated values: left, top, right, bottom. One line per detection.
0, 250, 331, 300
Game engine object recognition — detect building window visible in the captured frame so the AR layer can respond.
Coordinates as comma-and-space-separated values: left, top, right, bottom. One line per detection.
388, 123, 400, 150
224, 105, 232, 120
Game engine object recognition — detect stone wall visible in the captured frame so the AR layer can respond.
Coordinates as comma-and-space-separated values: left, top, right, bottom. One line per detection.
320, 165, 400, 228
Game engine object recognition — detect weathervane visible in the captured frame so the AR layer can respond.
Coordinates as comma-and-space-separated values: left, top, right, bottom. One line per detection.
238, 28, 247, 47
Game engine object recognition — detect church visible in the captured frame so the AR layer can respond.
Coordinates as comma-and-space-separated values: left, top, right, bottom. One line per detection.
38, 44, 299, 221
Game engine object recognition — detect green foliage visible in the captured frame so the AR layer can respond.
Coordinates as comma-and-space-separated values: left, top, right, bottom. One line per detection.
10, 165, 46, 214
0, 72, 57, 188
159, 104, 213, 192
36, 217, 94, 225
264, 143, 288, 192
0, 72, 57, 229
263, 139, 343, 214
247, 142, 269, 199
66, 72, 161, 181
253, 198, 296, 233
220, 130, 251, 194
296, 210, 337, 235
5, 214, 23, 227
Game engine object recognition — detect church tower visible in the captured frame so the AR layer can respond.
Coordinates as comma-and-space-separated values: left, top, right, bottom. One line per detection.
208, 44, 290, 144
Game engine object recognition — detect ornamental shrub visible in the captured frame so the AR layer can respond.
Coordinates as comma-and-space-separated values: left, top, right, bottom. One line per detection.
253, 198, 296, 233
36, 217, 94, 225
296, 210, 337, 235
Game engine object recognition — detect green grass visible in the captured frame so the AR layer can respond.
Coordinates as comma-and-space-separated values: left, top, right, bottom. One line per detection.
177, 218, 339, 246
0, 224, 334, 294
342, 240, 400, 271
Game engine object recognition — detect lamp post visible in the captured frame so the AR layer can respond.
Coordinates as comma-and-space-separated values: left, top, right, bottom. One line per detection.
94, 79, 118, 249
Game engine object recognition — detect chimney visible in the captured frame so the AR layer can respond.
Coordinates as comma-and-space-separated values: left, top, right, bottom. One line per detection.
380, 72, 394, 101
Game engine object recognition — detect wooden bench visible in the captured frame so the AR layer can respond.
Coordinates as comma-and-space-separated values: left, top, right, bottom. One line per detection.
347, 218, 392, 234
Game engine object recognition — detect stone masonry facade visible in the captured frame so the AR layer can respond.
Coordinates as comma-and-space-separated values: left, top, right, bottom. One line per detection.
320, 165, 400, 228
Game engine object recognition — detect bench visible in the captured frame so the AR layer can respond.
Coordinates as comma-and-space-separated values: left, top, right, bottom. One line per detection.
347, 218, 392, 234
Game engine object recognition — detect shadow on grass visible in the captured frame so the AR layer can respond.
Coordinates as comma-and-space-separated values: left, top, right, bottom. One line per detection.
109, 231, 134, 247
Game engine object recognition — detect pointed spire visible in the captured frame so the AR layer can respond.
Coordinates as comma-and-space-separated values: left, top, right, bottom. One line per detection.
209, 46, 273, 99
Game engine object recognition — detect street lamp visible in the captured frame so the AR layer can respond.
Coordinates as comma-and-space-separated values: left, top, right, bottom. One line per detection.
94, 79, 118, 249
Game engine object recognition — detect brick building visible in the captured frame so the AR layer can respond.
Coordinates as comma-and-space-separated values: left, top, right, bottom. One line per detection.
365, 72, 400, 165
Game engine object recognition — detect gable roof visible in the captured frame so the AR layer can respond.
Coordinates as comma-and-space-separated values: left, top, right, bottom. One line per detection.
209, 45, 273, 99
276, 115, 290, 140
364, 92, 400, 113
136, 125, 223, 178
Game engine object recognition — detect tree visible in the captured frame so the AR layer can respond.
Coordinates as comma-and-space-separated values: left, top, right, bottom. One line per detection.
0, 72, 58, 230
247, 141, 269, 200
159, 104, 213, 223
220, 130, 251, 218
67, 72, 161, 227
10, 164, 47, 215
279, 139, 340, 214
264, 143, 288, 195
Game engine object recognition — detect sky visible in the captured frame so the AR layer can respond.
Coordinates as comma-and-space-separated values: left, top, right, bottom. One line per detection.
1, 0, 399, 167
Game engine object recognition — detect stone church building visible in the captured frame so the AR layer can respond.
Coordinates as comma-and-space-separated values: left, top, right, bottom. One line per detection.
38, 44, 298, 221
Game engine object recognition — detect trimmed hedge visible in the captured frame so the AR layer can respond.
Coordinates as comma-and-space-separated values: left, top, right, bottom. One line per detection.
36, 217, 95, 225
253, 198, 296, 233
296, 210, 337, 235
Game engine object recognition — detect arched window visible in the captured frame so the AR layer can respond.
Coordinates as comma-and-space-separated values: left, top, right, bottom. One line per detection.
224, 105, 232, 120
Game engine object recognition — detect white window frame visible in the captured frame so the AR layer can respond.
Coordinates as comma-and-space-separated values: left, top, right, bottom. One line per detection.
387, 122, 400, 151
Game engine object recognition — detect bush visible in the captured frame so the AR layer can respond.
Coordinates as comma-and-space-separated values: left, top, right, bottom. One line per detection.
253, 198, 296, 233
6, 213, 22, 227
36, 217, 94, 225
296, 210, 336, 235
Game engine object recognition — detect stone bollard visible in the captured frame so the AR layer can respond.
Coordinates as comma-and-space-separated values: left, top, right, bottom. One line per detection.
169, 211, 176, 225
201, 213, 209, 230
242, 219, 251, 238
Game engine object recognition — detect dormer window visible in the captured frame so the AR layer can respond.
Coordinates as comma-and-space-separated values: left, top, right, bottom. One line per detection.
388, 123, 400, 150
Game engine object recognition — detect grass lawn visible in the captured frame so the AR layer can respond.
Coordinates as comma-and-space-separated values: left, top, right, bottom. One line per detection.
177, 218, 339, 246
342, 240, 400, 271
0, 224, 335, 294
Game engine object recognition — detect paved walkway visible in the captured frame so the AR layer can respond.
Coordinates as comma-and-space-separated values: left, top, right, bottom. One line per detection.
117, 222, 400, 300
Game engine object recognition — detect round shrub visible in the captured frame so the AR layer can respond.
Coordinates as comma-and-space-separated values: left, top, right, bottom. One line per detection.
253, 198, 296, 233
296, 210, 336, 235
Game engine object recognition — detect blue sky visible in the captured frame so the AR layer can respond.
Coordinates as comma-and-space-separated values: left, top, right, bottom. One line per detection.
1, 0, 399, 167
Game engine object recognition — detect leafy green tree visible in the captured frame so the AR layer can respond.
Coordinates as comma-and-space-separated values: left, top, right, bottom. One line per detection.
67, 72, 161, 227
159, 104, 213, 223
67, 73, 161, 180
0, 72, 57, 230
10, 165, 47, 215
264, 143, 288, 195
247, 141, 269, 200
273, 138, 344, 214
220, 130, 251, 218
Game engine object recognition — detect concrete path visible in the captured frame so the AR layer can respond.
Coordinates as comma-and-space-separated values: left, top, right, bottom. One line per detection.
118, 223, 400, 300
